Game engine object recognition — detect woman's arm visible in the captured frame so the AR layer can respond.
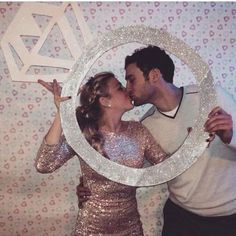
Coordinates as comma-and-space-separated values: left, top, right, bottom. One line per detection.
35, 80, 75, 173
35, 134, 75, 173
45, 111, 62, 145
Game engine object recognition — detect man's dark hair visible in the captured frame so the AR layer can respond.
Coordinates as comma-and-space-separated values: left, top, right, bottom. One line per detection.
125, 45, 175, 83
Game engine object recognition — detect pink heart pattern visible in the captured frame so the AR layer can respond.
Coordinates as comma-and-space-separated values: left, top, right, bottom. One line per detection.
1, 2, 236, 236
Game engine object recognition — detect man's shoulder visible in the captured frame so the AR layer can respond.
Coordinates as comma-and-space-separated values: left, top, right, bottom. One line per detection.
184, 84, 199, 94
184, 84, 232, 98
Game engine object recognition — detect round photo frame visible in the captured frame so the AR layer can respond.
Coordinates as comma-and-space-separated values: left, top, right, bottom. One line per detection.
60, 25, 217, 186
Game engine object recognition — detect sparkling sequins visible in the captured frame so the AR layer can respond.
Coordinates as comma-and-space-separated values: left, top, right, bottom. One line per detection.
104, 134, 141, 165
36, 121, 166, 235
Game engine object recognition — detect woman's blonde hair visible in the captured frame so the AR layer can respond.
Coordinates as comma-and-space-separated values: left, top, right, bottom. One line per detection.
76, 72, 114, 157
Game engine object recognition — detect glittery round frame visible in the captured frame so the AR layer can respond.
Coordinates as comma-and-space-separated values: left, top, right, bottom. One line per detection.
61, 25, 216, 186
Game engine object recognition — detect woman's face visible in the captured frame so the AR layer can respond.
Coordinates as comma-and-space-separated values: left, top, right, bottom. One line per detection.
106, 77, 134, 112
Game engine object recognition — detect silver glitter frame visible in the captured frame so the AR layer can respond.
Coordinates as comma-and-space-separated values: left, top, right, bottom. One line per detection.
61, 25, 217, 186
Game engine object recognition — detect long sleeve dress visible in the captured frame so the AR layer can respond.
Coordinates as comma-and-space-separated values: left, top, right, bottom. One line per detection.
35, 121, 168, 236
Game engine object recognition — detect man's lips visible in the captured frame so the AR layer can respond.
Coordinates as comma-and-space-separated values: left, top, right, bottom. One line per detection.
128, 93, 134, 99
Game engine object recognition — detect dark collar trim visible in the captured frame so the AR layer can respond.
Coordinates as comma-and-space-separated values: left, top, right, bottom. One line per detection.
185, 91, 199, 95
157, 87, 184, 119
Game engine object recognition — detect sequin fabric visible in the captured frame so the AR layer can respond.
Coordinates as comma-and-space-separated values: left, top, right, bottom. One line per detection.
35, 121, 168, 235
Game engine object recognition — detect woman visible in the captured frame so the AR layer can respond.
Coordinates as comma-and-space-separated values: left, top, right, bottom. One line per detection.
36, 72, 168, 235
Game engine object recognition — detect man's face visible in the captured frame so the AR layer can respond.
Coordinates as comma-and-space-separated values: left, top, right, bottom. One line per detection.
125, 63, 152, 106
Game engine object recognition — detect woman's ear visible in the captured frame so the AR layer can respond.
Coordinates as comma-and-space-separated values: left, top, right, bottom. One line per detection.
148, 68, 161, 84
99, 97, 111, 108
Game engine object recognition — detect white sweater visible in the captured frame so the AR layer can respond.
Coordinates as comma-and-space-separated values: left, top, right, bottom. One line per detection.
142, 85, 236, 216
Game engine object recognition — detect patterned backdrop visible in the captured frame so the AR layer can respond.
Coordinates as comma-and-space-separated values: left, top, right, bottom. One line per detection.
0, 2, 236, 236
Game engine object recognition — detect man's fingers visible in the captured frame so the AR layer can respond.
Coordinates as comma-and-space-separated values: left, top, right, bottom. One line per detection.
77, 187, 91, 196
207, 124, 232, 133
78, 176, 84, 188
205, 114, 232, 128
77, 186, 91, 193
205, 114, 232, 132
205, 121, 231, 133
208, 106, 228, 118
206, 107, 233, 144
208, 106, 220, 118
205, 114, 231, 126
77, 176, 91, 209
77, 177, 91, 196
79, 196, 90, 202
79, 176, 84, 183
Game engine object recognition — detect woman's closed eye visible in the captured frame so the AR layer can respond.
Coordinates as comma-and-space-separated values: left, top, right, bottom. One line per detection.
117, 84, 125, 91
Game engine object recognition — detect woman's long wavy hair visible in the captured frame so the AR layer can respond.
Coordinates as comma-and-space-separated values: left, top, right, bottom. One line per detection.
76, 72, 114, 158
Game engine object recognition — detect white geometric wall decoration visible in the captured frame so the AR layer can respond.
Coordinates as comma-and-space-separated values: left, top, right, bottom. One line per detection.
1, 2, 93, 82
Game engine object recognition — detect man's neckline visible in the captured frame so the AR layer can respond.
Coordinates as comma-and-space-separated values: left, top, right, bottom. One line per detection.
157, 87, 184, 119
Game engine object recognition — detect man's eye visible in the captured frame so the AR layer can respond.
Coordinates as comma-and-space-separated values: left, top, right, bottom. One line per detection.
129, 78, 134, 83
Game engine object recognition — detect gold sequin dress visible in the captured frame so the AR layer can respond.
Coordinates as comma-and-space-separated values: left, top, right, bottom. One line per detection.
36, 121, 168, 236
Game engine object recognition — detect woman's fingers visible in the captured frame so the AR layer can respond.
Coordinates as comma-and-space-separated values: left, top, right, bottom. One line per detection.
38, 79, 62, 95
38, 79, 54, 92
38, 79, 70, 110
60, 96, 71, 102
53, 79, 61, 96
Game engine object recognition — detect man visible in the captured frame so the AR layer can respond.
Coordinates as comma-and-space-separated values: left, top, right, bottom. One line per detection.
78, 46, 236, 235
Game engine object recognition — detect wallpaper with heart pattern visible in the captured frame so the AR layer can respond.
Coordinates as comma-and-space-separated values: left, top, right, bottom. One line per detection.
0, 2, 236, 236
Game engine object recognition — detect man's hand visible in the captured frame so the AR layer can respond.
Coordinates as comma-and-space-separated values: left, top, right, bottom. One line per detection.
77, 176, 91, 209
204, 106, 233, 144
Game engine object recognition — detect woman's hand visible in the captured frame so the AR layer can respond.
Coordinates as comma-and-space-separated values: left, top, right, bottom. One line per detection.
38, 79, 70, 110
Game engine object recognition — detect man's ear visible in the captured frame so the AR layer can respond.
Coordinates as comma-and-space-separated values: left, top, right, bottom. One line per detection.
148, 69, 161, 84
99, 96, 111, 108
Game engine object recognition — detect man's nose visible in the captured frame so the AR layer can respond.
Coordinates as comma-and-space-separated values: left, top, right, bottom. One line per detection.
125, 82, 130, 91
125, 87, 131, 96
123, 87, 128, 94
